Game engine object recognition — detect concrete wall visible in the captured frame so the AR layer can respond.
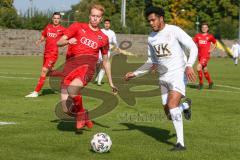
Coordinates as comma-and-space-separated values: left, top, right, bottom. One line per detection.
0, 28, 233, 57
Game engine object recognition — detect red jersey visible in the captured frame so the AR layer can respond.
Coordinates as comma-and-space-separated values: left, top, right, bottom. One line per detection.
42, 24, 65, 56
64, 22, 109, 61
193, 33, 216, 59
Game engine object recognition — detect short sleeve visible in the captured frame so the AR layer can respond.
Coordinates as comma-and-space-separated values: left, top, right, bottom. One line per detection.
210, 35, 216, 44
64, 22, 80, 39
100, 36, 109, 55
193, 35, 198, 43
41, 25, 48, 37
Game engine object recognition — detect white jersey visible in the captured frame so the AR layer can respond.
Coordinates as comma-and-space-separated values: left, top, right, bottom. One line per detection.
98, 29, 118, 61
101, 28, 118, 49
231, 43, 240, 58
134, 24, 198, 76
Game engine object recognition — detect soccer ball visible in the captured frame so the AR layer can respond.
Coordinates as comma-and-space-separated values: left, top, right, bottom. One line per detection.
90, 133, 112, 153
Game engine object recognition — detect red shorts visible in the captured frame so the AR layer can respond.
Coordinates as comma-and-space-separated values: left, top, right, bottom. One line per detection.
198, 57, 209, 68
63, 65, 94, 88
43, 55, 58, 69
60, 54, 97, 89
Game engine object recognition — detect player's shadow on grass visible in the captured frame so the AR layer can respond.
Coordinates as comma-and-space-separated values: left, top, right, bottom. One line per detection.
39, 89, 56, 96
53, 120, 110, 132
187, 83, 199, 90
114, 123, 175, 146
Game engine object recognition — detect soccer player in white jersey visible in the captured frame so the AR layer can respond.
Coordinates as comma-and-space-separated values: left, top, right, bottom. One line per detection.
95, 19, 118, 86
124, 7, 198, 151
231, 40, 240, 66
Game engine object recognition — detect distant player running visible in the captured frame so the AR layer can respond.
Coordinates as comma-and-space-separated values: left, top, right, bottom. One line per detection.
193, 23, 216, 90
25, 12, 65, 97
57, 4, 117, 131
124, 7, 198, 151
231, 40, 240, 66
95, 19, 119, 86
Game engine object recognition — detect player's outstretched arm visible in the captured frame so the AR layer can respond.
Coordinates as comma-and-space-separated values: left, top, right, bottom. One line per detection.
57, 35, 77, 47
35, 36, 45, 47
185, 66, 196, 82
210, 42, 217, 53
102, 54, 118, 94
124, 72, 136, 81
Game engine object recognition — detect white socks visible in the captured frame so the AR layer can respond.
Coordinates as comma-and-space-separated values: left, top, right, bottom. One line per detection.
178, 102, 189, 112
234, 58, 238, 65
170, 107, 184, 146
97, 69, 105, 85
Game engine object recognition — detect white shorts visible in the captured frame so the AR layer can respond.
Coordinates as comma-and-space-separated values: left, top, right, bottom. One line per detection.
159, 68, 187, 105
233, 52, 239, 58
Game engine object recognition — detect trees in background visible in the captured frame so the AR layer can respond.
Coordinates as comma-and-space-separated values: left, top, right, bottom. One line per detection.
0, 0, 239, 39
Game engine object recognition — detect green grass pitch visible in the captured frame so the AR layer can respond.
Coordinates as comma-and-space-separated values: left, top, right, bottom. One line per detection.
0, 56, 239, 160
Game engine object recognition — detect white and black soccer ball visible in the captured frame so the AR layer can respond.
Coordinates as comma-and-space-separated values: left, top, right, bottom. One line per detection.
91, 133, 112, 153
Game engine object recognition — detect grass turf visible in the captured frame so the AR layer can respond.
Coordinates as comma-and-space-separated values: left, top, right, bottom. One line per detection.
0, 55, 239, 160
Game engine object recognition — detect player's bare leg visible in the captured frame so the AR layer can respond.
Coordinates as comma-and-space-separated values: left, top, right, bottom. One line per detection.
203, 66, 213, 89
25, 67, 49, 97
167, 91, 186, 151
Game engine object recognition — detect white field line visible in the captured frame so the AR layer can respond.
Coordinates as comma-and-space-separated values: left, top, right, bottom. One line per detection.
0, 122, 16, 125
0, 71, 37, 75
0, 74, 240, 93
0, 75, 37, 80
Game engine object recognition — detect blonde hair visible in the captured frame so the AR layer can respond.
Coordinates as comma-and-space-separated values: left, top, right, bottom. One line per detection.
89, 4, 105, 15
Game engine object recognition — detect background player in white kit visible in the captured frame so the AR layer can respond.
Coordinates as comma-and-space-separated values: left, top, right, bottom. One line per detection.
95, 19, 118, 86
231, 40, 240, 66
124, 7, 198, 151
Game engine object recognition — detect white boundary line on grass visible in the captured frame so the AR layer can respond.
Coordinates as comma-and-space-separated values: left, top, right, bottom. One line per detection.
0, 122, 16, 125
0, 71, 36, 75
0, 74, 240, 93
0, 75, 37, 80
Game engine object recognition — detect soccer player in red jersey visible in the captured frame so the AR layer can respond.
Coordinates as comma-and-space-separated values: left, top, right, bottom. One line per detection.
57, 4, 117, 131
193, 23, 216, 89
25, 12, 65, 97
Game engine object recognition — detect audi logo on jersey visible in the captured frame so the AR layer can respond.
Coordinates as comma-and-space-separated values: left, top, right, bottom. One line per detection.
47, 32, 57, 38
80, 37, 98, 49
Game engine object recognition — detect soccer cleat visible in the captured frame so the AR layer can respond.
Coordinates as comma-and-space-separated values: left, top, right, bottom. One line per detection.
85, 110, 94, 128
76, 112, 85, 130
198, 84, 203, 90
170, 143, 186, 151
183, 98, 192, 120
208, 82, 214, 89
25, 91, 38, 98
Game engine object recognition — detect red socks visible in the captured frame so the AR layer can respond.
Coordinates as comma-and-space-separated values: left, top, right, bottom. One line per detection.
197, 70, 203, 85
203, 71, 212, 84
73, 95, 85, 113
198, 70, 212, 84
34, 76, 46, 92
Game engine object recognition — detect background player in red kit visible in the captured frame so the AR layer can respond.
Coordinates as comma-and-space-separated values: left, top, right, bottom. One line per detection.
193, 23, 216, 90
25, 12, 65, 97
57, 4, 117, 131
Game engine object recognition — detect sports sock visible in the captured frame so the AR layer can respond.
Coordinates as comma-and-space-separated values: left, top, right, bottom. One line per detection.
178, 102, 189, 112
234, 58, 238, 65
198, 70, 203, 85
73, 95, 85, 113
203, 71, 212, 84
34, 76, 46, 92
170, 107, 184, 146
95, 73, 99, 82
97, 69, 105, 85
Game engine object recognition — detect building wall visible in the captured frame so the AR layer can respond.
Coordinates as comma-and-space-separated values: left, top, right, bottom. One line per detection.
0, 28, 233, 57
